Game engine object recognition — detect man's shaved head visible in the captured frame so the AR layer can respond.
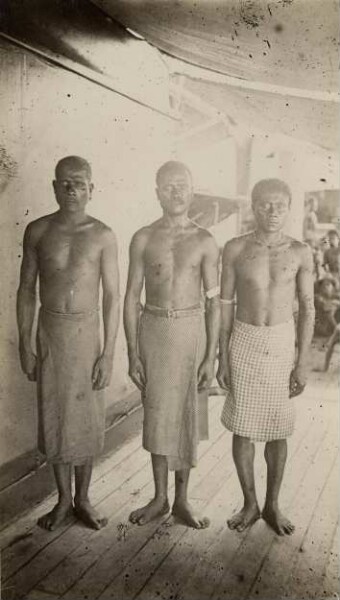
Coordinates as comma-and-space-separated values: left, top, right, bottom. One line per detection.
156, 161, 192, 187
55, 156, 92, 180
251, 178, 292, 206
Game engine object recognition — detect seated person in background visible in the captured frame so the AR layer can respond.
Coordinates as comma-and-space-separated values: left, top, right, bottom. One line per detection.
324, 230, 340, 278
324, 308, 340, 371
324, 308, 340, 372
314, 278, 340, 337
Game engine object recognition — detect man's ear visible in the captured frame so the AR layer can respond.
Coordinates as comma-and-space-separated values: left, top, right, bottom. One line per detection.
89, 182, 94, 198
52, 180, 57, 194
155, 186, 161, 202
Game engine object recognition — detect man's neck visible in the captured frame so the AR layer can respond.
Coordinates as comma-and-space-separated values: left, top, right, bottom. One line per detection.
57, 209, 88, 227
162, 213, 190, 229
255, 229, 285, 247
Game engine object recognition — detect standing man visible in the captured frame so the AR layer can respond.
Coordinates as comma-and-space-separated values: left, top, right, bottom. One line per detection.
124, 161, 220, 529
17, 156, 120, 531
217, 179, 314, 536
303, 195, 319, 247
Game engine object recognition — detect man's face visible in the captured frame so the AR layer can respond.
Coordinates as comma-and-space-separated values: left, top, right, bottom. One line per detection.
53, 165, 93, 213
253, 191, 290, 233
156, 169, 193, 217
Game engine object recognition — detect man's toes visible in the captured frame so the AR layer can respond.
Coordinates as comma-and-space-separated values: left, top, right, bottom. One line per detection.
200, 516, 210, 529
129, 512, 138, 524
38, 516, 51, 530
284, 523, 294, 534
236, 522, 246, 532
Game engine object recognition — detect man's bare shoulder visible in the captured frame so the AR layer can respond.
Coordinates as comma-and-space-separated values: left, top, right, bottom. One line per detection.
222, 232, 252, 259
193, 223, 216, 242
25, 213, 57, 244
130, 223, 155, 250
88, 217, 117, 246
287, 237, 313, 260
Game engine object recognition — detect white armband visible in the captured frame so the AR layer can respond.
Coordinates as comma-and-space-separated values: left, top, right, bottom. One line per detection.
220, 297, 236, 305
205, 286, 220, 299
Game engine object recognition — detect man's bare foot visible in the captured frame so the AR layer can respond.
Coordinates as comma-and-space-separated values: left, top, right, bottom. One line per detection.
74, 499, 108, 530
172, 500, 210, 529
129, 498, 170, 525
37, 500, 74, 531
262, 505, 295, 536
227, 504, 260, 532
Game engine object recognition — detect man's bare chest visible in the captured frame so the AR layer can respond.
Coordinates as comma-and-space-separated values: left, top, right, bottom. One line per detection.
38, 229, 101, 272
145, 234, 202, 275
236, 247, 299, 286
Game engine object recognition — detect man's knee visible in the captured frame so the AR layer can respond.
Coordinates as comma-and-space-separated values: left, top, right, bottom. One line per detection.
232, 434, 254, 456
264, 439, 287, 460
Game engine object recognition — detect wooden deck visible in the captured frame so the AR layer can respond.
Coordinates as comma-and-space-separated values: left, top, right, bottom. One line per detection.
1, 346, 339, 600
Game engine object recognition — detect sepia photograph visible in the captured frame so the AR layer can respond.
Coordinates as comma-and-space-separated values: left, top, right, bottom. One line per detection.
0, 1, 339, 599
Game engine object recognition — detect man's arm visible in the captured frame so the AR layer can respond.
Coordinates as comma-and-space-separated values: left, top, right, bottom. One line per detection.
292, 244, 315, 388
216, 240, 237, 390
123, 230, 147, 391
197, 234, 220, 390
92, 229, 120, 390
16, 223, 39, 381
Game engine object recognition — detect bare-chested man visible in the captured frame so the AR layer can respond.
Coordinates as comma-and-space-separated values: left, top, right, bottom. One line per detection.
217, 179, 314, 536
124, 161, 220, 529
17, 156, 120, 531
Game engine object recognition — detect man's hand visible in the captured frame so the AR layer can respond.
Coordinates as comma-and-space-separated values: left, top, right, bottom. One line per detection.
216, 359, 231, 391
128, 356, 146, 392
197, 358, 214, 392
19, 347, 37, 382
92, 354, 113, 390
289, 363, 307, 398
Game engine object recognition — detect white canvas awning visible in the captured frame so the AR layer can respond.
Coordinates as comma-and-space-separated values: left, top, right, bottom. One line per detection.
91, 0, 340, 151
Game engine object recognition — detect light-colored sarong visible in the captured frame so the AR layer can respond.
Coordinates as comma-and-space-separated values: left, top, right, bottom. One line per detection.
139, 305, 208, 470
36, 308, 105, 465
221, 319, 295, 442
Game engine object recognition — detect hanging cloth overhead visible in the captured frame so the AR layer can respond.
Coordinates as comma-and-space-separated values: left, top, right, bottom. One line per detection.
90, 0, 339, 151
0, 0, 173, 118
90, 0, 339, 96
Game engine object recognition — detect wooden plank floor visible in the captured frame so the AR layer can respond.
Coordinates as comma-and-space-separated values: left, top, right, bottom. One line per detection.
1, 345, 339, 600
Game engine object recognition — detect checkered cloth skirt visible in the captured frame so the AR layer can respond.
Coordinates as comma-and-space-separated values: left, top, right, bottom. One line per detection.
221, 319, 296, 442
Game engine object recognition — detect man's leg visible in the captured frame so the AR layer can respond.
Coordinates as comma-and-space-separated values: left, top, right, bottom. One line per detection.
228, 434, 261, 532
172, 469, 210, 529
74, 460, 108, 530
37, 463, 73, 530
129, 454, 170, 525
262, 439, 295, 535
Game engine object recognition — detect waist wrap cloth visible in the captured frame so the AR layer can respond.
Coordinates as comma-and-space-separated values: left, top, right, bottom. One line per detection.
37, 308, 105, 465
139, 306, 208, 470
221, 319, 295, 442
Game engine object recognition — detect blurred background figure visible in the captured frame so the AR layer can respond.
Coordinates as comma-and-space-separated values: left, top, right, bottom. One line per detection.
314, 278, 340, 338
313, 247, 327, 281
324, 308, 340, 372
323, 229, 340, 278
303, 196, 319, 248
